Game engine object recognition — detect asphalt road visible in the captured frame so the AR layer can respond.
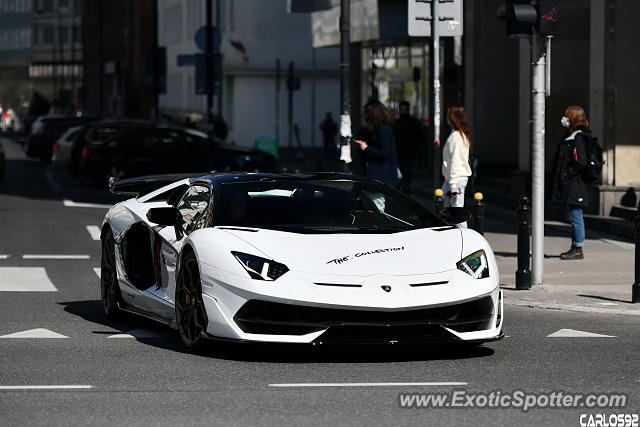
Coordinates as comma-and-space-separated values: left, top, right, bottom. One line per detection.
0, 136, 638, 427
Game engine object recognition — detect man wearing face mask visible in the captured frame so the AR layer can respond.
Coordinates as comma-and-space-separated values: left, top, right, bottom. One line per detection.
394, 101, 423, 193
551, 106, 592, 260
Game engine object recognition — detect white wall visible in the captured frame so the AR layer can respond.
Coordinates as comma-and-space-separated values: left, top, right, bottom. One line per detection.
158, 0, 340, 148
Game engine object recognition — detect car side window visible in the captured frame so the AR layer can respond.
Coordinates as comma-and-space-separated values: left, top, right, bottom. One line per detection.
175, 185, 211, 235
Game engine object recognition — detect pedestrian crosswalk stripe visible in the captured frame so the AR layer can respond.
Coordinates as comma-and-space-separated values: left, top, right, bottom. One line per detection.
22, 254, 90, 260
86, 225, 101, 241
0, 385, 92, 390
94, 268, 101, 278
0, 267, 57, 291
0, 328, 69, 338
547, 329, 616, 338
63, 199, 111, 209
107, 329, 169, 339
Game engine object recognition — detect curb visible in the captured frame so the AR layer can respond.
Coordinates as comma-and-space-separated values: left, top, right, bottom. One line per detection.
504, 297, 640, 316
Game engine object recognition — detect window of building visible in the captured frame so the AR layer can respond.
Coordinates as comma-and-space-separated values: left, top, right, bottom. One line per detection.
40, 0, 54, 12
162, 4, 183, 43
59, 27, 68, 44
42, 27, 54, 44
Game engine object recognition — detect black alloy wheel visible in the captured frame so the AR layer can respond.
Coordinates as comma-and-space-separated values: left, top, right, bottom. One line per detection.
175, 252, 208, 348
101, 229, 122, 318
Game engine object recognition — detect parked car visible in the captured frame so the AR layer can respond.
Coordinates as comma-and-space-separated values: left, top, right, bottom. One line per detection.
0, 140, 5, 180
68, 120, 152, 175
24, 116, 96, 161
51, 125, 85, 169
80, 127, 279, 185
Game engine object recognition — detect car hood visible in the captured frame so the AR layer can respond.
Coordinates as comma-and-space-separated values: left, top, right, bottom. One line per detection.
220, 227, 463, 276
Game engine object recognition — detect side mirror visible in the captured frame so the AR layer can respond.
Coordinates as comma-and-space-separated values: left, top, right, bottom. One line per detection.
146, 206, 179, 226
446, 207, 472, 225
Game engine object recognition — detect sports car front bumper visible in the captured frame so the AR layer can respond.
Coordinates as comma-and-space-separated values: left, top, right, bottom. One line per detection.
199, 265, 504, 344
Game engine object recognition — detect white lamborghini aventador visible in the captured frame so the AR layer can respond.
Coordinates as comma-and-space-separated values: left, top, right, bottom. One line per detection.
101, 172, 503, 348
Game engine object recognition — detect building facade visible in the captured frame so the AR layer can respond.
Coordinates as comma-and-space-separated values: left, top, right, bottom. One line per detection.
81, 0, 158, 119
0, 0, 33, 113
157, 0, 340, 148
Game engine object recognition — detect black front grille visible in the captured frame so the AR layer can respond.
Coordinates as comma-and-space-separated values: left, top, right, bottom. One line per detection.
315, 324, 454, 344
233, 296, 495, 335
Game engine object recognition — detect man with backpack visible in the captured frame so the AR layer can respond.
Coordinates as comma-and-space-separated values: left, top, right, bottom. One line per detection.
551, 106, 603, 260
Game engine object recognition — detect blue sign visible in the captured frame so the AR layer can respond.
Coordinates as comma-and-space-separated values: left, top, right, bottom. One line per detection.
177, 54, 196, 67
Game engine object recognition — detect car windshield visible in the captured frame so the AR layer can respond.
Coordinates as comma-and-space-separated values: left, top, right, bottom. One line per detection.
87, 124, 145, 142
217, 180, 446, 233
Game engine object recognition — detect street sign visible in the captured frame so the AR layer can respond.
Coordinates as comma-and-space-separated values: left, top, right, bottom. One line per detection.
408, 0, 464, 37
194, 26, 221, 52
177, 54, 196, 67
195, 53, 223, 95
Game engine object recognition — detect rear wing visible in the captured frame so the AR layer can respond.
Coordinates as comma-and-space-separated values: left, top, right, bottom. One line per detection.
108, 173, 211, 197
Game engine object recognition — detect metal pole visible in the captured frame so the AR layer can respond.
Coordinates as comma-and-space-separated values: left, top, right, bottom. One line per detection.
339, 0, 351, 173
275, 58, 280, 143
632, 209, 640, 303
205, 0, 213, 125
432, 0, 441, 191
516, 195, 532, 290
288, 61, 293, 148
531, 33, 546, 286
311, 47, 317, 149
215, 0, 223, 117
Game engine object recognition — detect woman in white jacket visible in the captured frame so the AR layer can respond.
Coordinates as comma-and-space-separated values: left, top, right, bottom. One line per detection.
442, 106, 472, 208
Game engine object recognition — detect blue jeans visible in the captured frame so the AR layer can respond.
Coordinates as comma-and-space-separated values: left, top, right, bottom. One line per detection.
568, 205, 585, 248
442, 179, 468, 208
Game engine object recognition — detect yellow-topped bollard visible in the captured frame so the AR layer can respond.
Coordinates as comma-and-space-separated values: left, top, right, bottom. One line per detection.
433, 188, 444, 213
472, 192, 484, 235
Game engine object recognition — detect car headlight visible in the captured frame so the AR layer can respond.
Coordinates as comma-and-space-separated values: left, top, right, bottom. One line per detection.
456, 250, 489, 279
232, 251, 289, 281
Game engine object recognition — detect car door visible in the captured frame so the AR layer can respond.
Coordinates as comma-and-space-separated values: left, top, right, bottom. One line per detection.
153, 184, 212, 309
118, 130, 159, 177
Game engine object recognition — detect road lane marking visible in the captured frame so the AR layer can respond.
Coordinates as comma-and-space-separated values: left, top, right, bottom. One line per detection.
0, 328, 68, 338
0, 267, 57, 291
0, 255, 9, 260
0, 385, 92, 390
269, 382, 468, 388
94, 268, 101, 278
107, 329, 169, 339
63, 199, 111, 209
22, 254, 90, 260
86, 225, 101, 240
547, 329, 616, 338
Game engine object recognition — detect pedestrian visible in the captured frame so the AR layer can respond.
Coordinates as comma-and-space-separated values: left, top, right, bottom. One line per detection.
213, 114, 229, 141
551, 106, 591, 260
183, 116, 196, 129
394, 100, 423, 194
319, 112, 338, 158
441, 105, 472, 208
354, 100, 401, 188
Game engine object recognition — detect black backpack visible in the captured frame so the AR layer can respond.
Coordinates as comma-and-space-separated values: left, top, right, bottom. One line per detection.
468, 154, 479, 193
577, 132, 603, 183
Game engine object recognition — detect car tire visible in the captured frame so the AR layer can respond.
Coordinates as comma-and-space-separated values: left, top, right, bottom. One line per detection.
175, 251, 208, 349
101, 228, 123, 319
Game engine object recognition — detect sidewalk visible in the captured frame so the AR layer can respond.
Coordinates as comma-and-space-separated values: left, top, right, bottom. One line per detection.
411, 191, 639, 316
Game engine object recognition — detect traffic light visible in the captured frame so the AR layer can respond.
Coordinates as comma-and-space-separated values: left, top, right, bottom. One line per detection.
497, 0, 558, 37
